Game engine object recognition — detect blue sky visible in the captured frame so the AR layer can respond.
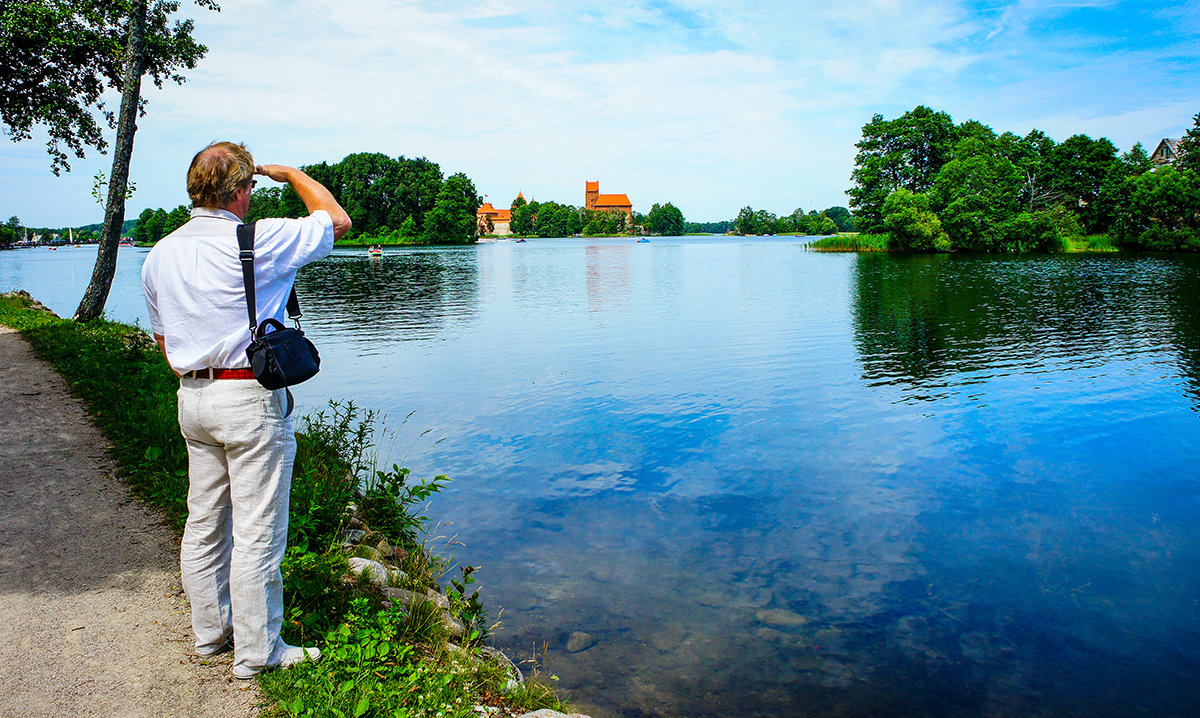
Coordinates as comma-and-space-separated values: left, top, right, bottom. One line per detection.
2, 0, 1198, 227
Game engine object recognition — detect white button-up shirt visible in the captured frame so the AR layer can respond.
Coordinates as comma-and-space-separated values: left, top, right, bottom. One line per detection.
142, 207, 334, 373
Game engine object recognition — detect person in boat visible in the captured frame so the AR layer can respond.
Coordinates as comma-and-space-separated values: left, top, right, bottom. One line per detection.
140, 141, 351, 679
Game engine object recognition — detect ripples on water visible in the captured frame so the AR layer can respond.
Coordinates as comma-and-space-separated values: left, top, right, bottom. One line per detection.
4, 241, 1199, 717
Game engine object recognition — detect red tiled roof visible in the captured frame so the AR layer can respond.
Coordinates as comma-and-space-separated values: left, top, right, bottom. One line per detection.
477, 203, 511, 221
594, 193, 632, 208
585, 181, 599, 192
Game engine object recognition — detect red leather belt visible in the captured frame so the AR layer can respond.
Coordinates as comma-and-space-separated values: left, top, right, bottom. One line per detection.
184, 368, 257, 380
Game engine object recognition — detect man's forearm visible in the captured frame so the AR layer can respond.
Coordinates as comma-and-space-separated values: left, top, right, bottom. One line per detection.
256, 164, 353, 239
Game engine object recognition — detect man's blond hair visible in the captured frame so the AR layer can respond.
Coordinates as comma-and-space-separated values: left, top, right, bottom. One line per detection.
187, 141, 255, 208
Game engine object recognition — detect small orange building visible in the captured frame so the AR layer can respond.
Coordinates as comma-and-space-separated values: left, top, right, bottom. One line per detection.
476, 202, 512, 235
585, 181, 633, 219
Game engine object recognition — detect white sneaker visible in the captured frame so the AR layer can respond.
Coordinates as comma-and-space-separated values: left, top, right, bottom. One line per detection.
232, 645, 321, 679
279, 644, 321, 668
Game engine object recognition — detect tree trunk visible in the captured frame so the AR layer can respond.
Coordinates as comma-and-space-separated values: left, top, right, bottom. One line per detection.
74, 0, 147, 322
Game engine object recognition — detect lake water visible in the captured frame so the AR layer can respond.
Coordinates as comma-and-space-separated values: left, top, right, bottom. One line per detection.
4, 240, 1200, 717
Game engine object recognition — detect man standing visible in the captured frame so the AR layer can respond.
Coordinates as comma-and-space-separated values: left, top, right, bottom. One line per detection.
142, 141, 351, 679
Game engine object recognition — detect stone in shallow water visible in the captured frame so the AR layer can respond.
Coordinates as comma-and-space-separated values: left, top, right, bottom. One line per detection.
566, 631, 598, 653
755, 608, 809, 628
732, 587, 773, 608
754, 626, 790, 644
649, 622, 689, 652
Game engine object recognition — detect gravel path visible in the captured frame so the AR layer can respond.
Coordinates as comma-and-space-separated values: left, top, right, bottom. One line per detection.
0, 325, 261, 718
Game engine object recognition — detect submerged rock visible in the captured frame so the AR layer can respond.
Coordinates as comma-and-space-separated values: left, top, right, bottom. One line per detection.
566, 631, 598, 653
755, 608, 809, 628
649, 622, 689, 652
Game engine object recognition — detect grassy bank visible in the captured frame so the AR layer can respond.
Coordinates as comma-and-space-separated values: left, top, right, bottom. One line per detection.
807, 233, 891, 252
809, 232, 1122, 253
1065, 234, 1120, 252
0, 291, 568, 718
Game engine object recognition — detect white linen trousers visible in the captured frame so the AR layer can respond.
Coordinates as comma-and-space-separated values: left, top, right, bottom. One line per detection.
177, 376, 295, 676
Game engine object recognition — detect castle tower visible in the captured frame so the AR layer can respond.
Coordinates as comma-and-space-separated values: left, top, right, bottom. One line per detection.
585, 181, 599, 211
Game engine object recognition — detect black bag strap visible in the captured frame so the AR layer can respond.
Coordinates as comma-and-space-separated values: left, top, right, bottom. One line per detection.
236, 221, 303, 334
236, 223, 258, 333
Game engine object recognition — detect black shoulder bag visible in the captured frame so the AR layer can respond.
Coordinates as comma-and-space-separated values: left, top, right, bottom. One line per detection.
237, 222, 321, 389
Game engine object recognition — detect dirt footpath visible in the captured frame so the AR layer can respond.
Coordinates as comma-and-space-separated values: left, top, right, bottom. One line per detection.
0, 326, 261, 718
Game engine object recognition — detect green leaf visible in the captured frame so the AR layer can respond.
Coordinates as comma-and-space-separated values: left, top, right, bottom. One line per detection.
354, 696, 370, 717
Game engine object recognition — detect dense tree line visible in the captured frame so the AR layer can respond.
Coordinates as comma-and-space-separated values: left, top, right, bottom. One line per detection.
684, 220, 734, 234
131, 152, 483, 245
506, 195, 688, 237
729, 205, 854, 236
511, 199, 581, 237
130, 204, 189, 243
849, 106, 1200, 252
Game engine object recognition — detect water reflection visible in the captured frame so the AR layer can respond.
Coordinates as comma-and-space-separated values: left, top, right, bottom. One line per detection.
851, 253, 1187, 401
1164, 257, 1200, 409
295, 248, 480, 349
586, 244, 632, 314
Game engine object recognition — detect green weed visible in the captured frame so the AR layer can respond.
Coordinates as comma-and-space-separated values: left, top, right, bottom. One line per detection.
261, 602, 475, 718
807, 233, 891, 252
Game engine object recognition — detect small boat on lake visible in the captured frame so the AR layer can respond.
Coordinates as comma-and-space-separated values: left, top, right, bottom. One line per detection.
368, 246, 383, 257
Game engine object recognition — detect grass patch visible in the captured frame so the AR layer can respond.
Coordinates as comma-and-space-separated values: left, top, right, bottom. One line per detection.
807, 232, 891, 252
0, 291, 571, 718
1065, 234, 1120, 253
